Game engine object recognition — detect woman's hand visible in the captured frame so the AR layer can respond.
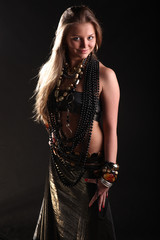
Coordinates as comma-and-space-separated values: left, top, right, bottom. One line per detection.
85, 178, 109, 211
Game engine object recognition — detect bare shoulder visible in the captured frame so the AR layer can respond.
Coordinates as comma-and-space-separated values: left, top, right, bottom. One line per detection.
99, 62, 118, 85
99, 62, 120, 97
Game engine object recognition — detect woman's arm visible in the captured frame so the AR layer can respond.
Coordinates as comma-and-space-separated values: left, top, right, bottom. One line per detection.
86, 64, 120, 211
100, 65, 120, 164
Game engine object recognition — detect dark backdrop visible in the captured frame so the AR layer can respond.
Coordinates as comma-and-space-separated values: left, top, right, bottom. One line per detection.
0, 0, 157, 239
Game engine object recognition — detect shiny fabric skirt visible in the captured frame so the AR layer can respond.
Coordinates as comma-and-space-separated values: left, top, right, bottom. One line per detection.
33, 153, 116, 240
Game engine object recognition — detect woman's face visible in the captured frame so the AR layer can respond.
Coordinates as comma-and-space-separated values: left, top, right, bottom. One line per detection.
65, 22, 96, 63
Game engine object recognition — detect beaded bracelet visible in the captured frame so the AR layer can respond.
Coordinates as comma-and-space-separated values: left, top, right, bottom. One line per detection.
100, 162, 120, 187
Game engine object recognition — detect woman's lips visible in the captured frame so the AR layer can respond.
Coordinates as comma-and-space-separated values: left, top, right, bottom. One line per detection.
79, 49, 88, 54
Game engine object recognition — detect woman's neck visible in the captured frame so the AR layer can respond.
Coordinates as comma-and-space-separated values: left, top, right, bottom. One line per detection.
69, 55, 83, 68
69, 57, 83, 68
67, 53, 91, 68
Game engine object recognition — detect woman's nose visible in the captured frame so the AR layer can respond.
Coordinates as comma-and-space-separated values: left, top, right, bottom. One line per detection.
80, 39, 87, 48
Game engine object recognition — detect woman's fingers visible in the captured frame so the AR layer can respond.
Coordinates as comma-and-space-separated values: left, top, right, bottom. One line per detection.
89, 191, 98, 207
85, 178, 97, 184
99, 192, 107, 211
85, 178, 98, 207
85, 178, 109, 211
98, 194, 103, 211
102, 194, 106, 209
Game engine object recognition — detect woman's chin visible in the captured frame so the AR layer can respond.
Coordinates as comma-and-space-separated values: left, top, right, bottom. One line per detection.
77, 52, 92, 60
68, 51, 92, 65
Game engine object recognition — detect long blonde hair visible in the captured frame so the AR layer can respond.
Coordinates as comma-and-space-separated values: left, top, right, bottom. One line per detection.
34, 5, 102, 123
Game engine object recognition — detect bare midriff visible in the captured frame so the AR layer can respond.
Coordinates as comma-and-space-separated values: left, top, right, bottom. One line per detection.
52, 75, 103, 154
58, 112, 103, 154
87, 120, 103, 154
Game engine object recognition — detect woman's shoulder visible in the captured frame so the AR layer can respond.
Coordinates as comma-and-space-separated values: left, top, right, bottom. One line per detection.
99, 62, 117, 82
99, 62, 120, 95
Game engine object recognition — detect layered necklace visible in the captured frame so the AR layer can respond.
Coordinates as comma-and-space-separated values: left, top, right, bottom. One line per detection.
54, 56, 89, 102
54, 56, 90, 136
47, 54, 100, 187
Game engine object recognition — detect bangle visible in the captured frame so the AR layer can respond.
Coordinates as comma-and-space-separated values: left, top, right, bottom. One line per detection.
101, 162, 119, 183
100, 177, 113, 188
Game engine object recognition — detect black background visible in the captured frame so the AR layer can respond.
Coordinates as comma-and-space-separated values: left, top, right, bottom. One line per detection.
0, 0, 157, 239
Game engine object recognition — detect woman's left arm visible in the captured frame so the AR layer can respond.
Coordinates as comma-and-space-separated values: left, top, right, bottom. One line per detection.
101, 66, 120, 164
86, 65, 120, 211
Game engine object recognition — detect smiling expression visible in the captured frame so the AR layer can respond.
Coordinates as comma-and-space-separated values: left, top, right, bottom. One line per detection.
65, 22, 96, 64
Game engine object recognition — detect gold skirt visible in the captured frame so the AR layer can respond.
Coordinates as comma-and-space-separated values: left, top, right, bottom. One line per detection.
33, 153, 116, 240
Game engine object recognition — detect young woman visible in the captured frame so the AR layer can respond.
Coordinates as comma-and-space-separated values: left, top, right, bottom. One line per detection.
33, 5, 120, 240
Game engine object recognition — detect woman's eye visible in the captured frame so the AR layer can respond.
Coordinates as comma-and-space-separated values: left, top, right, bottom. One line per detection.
72, 37, 80, 41
88, 36, 94, 40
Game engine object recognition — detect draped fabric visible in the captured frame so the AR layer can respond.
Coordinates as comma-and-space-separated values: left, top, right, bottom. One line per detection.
33, 156, 116, 240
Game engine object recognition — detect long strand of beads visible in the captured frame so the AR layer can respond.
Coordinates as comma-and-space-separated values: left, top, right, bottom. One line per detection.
47, 55, 100, 187
54, 63, 84, 103
55, 56, 90, 140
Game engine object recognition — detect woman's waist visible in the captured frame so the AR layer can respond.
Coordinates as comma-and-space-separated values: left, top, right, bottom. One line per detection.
52, 147, 105, 169
88, 124, 103, 153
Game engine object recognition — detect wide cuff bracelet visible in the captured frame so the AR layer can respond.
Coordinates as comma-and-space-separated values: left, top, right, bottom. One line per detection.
100, 177, 113, 188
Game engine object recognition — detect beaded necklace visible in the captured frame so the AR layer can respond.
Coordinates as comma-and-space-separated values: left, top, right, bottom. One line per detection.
54, 56, 89, 135
47, 54, 99, 187
54, 58, 88, 103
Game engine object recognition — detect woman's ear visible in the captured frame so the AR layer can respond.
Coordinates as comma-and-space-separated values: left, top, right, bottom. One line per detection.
95, 43, 99, 52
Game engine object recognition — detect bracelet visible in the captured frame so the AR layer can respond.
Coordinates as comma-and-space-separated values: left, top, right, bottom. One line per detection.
100, 177, 113, 188
101, 162, 120, 183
